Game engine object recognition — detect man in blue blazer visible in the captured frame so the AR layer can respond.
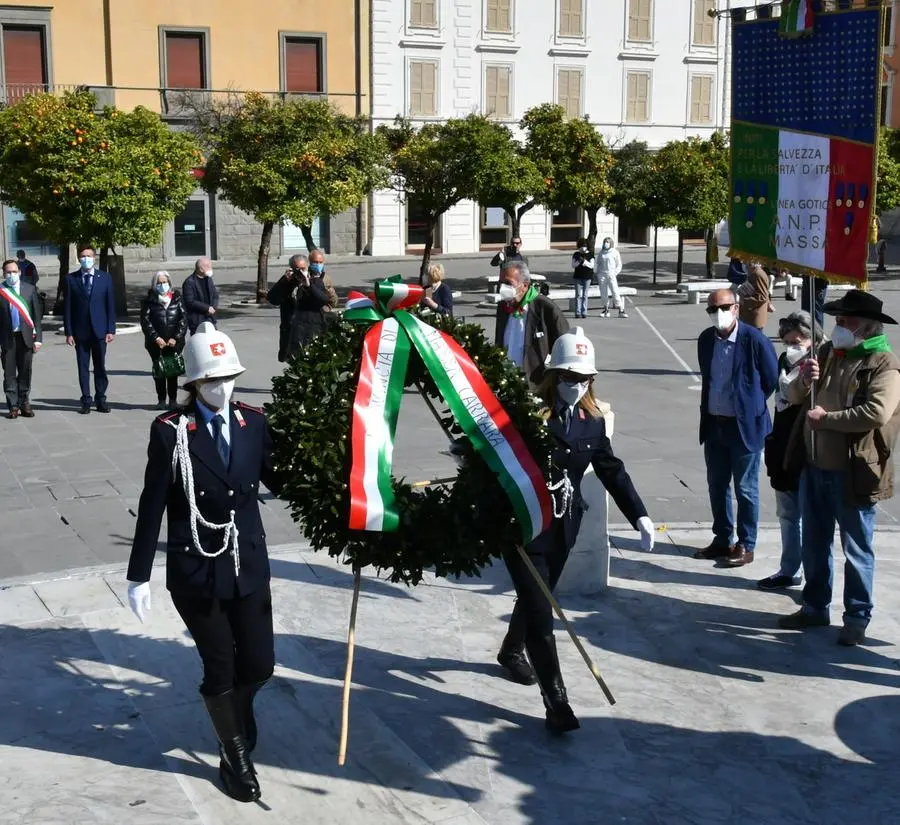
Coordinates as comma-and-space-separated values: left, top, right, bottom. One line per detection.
64, 246, 116, 414
695, 288, 778, 567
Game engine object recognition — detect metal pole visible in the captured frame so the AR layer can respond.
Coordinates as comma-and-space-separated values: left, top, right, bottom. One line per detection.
808, 274, 818, 463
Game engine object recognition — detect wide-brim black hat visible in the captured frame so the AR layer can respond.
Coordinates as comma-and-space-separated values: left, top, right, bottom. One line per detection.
822, 289, 897, 324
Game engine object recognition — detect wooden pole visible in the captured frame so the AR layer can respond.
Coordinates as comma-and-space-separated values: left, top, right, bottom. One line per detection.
338, 567, 362, 767
514, 545, 616, 706
808, 274, 818, 463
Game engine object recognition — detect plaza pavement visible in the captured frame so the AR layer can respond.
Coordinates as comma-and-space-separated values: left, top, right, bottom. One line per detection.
2, 255, 900, 823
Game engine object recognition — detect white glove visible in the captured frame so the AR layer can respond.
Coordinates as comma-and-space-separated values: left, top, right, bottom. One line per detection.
498, 250, 505, 262
127, 581, 152, 623
637, 516, 655, 552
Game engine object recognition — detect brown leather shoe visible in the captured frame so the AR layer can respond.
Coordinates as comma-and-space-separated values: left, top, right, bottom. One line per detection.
6, 408, 19, 419
725, 543, 754, 567
693, 541, 733, 560
20, 403, 33, 418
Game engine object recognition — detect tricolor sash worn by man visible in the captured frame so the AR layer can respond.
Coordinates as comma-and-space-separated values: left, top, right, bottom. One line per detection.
0, 259, 43, 418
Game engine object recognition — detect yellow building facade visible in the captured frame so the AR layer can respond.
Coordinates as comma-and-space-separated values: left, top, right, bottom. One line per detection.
0, 0, 369, 261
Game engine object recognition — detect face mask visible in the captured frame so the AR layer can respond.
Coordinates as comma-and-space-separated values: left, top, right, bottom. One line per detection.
831, 325, 857, 350
197, 378, 235, 411
5, 272, 19, 288
422, 276, 432, 288
80, 256, 94, 271
498, 283, 517, 302
602, 243, 610, 250
310, 262, 325, 275
784, 343, 808, 364
713, 309, 734, 333
557, 379, 589, 407
156, 282, 170, 295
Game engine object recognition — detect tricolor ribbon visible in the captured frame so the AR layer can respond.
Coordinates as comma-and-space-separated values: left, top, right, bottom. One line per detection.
0, 287, 35, 337
343, 276, 553, 543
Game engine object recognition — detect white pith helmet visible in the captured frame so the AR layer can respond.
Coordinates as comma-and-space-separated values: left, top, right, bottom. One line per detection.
182, 322, 245, 384
547, 326, 597, 376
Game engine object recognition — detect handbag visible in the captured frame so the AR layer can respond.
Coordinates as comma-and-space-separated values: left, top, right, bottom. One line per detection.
152, 351, 185, 379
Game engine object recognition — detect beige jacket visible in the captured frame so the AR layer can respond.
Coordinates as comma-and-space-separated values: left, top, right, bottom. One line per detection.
786, 342, 900, 504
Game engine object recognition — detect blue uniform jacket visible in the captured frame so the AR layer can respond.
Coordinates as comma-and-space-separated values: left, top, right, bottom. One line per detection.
530, 407, 648, 555
63, 269, 116, 340
127, 401, 280, 599
697, 322, 779, 453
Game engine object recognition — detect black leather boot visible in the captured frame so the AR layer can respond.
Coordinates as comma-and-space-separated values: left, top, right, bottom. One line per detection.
528, 635, 580, 734
202, 690, 261, 802
235, 681, 266, 754
497, 602, 536, 685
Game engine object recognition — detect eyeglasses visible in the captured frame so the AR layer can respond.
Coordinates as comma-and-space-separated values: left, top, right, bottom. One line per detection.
512, 241, 521, 246
706, 304, 735, 314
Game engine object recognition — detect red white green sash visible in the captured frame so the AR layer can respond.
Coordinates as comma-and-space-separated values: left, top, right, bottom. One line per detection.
0, 287, 35, 335
344, 276, 552, 542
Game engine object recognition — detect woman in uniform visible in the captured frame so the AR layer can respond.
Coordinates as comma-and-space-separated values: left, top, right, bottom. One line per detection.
126, 322, 280, 803
496, 327, 655, 732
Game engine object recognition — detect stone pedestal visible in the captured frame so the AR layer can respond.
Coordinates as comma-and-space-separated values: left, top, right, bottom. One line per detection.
555, 409, 614, 596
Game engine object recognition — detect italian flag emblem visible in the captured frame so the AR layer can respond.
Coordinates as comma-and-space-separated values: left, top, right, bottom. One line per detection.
730, 122, 874, 282
779, 0, 815, 37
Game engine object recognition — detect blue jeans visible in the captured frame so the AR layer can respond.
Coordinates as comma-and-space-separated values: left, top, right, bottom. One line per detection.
574, 278, 590, 316
775, 489, 802, 578
703, 418, 762, 550
798, 465, 877, 627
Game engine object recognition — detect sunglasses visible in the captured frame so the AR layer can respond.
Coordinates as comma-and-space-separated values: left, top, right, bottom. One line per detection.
706, 304, 735, 314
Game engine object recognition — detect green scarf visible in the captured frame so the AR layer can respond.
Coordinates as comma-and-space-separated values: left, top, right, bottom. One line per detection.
845, 334, 892, 360
505, 284, 539, 319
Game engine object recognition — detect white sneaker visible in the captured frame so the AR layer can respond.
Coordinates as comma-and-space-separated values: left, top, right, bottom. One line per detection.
618, 309, 628, 318
599, 307, 609, 318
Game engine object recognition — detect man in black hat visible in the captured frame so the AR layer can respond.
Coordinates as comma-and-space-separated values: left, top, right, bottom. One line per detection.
780, 289, 900, 646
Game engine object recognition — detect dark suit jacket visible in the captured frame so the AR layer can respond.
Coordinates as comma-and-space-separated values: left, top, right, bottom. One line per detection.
63, 269, 116, 340
182, 272, 220, 333
495, 295, 569, 389
530, 408, 647, 555
0, 281, 42, 349
127, 401, 280, 599
698, 322, 779, 453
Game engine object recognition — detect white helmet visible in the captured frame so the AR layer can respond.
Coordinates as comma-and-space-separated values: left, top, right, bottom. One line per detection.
547, 326, 597, 376
182, 322, 245, 384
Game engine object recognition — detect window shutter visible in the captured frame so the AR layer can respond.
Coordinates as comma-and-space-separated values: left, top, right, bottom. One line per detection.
2, 26, 46, 100
411, 61, 437, 115
628, 0, 652, 42
165, 32, 205, 89
693, 0, 716, 46
496, 66, 511, 116
690, 75, 712, 124
558, 69, 582, 119
411, 0, 437, 27
559, 0, 583, 38
284, 39, 322, 93
627, 72, 649, 122
485, 65, 498, 113
487, 0, 512, 33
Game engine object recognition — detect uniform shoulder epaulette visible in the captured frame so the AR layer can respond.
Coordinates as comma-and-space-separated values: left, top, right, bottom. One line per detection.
155, 410, 181, 423
235, 401, 264, 414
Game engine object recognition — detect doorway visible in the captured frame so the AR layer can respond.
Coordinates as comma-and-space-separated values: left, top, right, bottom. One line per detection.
172, 198, 209, 258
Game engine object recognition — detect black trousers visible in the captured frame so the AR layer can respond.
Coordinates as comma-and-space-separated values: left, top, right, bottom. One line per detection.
171, 585, 275, 697
2, 332, 34, 410
74, 335, 108, 404
148, 348, 180, 402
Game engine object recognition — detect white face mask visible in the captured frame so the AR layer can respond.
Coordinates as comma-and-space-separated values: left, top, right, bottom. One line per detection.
498, 283, 517, 303
784, 343, 808, 364
557, 378, 589, 407
5, 272, 19, 288
713, 308, 735, 333
831, 325, 857, 350
80, 256, 94, 271
197, 378, 234, 410
602, 242, 610, 251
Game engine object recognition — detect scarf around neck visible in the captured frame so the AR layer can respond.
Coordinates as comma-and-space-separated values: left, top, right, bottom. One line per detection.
837, 334, 892, 360
504, 284, 538, 318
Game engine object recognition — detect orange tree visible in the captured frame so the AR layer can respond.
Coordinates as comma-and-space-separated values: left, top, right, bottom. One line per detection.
195, 93, 388, 301
0, 90, 199, 311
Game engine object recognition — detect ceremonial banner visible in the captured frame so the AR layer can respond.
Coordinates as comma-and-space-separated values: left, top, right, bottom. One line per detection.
729, 4, 882, 284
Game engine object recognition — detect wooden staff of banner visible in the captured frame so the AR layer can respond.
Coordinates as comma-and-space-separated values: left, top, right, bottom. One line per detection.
337, 566, 361, 767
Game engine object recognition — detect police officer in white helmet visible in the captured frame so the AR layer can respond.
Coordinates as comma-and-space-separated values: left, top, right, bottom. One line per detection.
126, 322, 280, 803
496, 327, 655, 732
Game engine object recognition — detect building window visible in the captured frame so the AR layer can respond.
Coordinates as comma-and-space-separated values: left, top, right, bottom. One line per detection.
689, 74, 714, 124
626, 70, 651, 123
692, 0, 716, 47
282, 35, 325, 93
885, 4, 895, 48
406, 199, 441, 251
161, 29, 209, 89
410, 0, 438, 29
484, 64, 512, 118
480, 206, 510, 248
627, 0, 653, 43
409, 60, 438, 116
558, 0, 584, 38
882, 82, 889, 126
557, 68, 583, 119
486, 0, 513, 33
4, 205, 58, 257
2, 26, 47, 102
550, 207, 583, 246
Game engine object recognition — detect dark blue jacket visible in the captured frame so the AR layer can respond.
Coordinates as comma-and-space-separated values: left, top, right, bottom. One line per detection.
63, 269, 116, 340
698, 322, 779, 453
530, 407, 647, 556
127, 401, 280, 599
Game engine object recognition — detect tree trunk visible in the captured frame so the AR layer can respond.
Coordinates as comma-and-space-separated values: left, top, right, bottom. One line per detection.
99, 246, 128, 317
652, 226, 659, 285
257, 219, 275, 303
300, 224, 319, 253
419, 216, 436, 283
705, 226, 715, 278
676, 228, 685, 284
586, 207, 599, 251
53, 245, 70, 315
510, 201, 536, 240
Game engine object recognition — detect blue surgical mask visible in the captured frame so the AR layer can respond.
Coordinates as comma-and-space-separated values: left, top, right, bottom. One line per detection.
156, 282, 170, 295
602, 242, 610, 251
80, 256, 94, 271
5, 272, 19, 288
310, 262, 325, 275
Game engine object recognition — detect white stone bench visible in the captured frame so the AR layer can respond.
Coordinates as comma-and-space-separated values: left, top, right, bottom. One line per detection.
547, 285, 638, 313
776, 278, 854, 301
484, 273, 547, 292
676, 281, 733, 304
